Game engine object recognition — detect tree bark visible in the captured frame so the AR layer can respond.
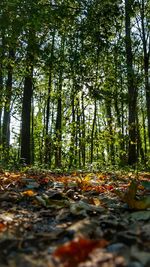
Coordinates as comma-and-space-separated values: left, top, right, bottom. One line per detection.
45, 31, 55, 166
106, 99, 115, 165
125, 0, 137, 165
55, 72, 62, 168
55, 38, 64, 168
20, 35, 34, 165
21, 73, 33, 165
81, 92, 86, 167
90, 99, 97, 164
69, 92, 76, 168
2, 48, 15, 160
0, 58, 3, 151
140, 0, 150, 147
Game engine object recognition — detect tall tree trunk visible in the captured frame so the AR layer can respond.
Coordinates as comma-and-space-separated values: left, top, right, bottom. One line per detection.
21, 35, 34, 165
140, 0, 150, 147
77, 101, 81, 168
44, 72, 52, 165
0, 60, 3, 153
21, 72, 33, 165
31, 97, 34, 164
2, 48, 15, 160
106, 99, 115, 165
45, 31, 55, 166
0, 28, 5, 159
55, 71, 62, 168
81, 92, 86, 167
125, 0, 137, 165
69, 92, 76, 168
90, 99, 97, 164
69, 36, 79, 168
136, 114, 145, 163
55, 38, 64, 168
141, 106, 147, 159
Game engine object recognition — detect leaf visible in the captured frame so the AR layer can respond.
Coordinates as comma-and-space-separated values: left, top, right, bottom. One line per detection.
70, 200, 104, 216
22, 190, 37, 197
0, 212, 14, 222
0, 222, 7, 232
21, 178, 39, 189
90, 197, 101, 206
52, 238, 108, 267
129, 211, 150, 221
130, 197, 150, 210
36, 195, 47, 207
36, 194, 70, 208
115, 180, 150, 210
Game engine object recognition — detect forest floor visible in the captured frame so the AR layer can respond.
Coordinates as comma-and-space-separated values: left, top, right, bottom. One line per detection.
0, 169, 150, 267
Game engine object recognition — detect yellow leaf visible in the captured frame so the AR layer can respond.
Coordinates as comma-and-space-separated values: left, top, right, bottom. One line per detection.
127, 197, 150, 210
91, 197, 101, 206
116, 180, 150, 210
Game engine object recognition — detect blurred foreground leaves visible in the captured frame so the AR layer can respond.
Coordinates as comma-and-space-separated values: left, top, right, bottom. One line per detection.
0, 170, 150, 266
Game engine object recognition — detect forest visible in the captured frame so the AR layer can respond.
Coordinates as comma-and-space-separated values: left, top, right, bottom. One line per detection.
1, 1, 150, 267
0, 0, 149, 170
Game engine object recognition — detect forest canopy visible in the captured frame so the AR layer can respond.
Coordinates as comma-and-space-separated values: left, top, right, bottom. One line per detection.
0, 0, 150, 169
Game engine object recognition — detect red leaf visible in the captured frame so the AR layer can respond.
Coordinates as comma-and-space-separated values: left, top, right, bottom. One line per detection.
53, 238, 108, 267
0, 222, 7, 232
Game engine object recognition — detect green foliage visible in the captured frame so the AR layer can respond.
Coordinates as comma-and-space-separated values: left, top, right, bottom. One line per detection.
0, 0, 149, 169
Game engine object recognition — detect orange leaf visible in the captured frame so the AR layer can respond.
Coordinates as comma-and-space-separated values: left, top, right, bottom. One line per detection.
22, 190, 36, 196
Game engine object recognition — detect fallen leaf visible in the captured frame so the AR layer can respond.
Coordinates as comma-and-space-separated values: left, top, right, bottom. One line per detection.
70, 200, 104, 216
22, 190, 37, 197
52, 238, 108, 267
90, 197, 101, 206
0, 222, 7, 232
115, 180, 150, 210
36, 194, 69, 208
129, 211, 150, 221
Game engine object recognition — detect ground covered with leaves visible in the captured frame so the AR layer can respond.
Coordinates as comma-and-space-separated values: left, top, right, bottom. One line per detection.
0, 169, 150, 267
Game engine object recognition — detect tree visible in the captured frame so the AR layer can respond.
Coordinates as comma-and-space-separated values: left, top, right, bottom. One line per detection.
125, 0, 137, 165
139, 0, 150, 146
54, 36, 65, 168
20, 33, 34, 165
44, 31, 55, 166
2, 47, 15, 159
1, 0, 149, 169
